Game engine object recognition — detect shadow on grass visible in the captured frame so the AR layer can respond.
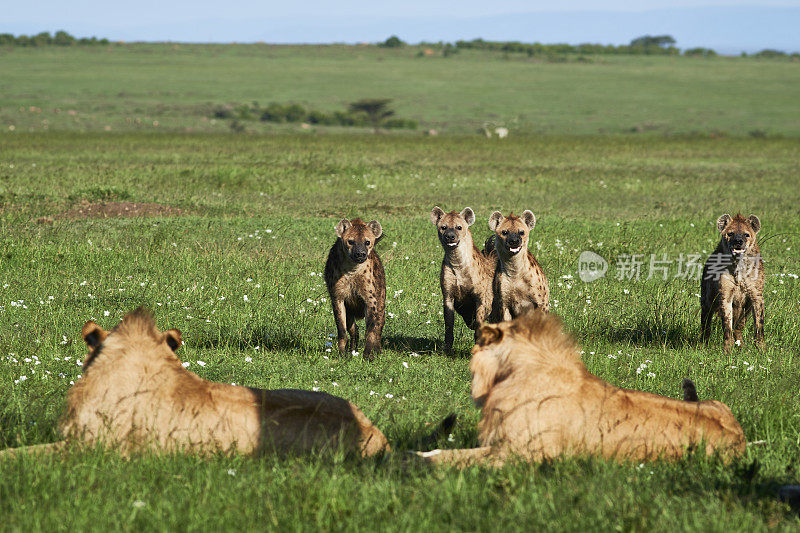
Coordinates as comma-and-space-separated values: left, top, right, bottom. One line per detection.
382, 335, 473, 358
190, 327, 309, 353
585, 317, 698, 349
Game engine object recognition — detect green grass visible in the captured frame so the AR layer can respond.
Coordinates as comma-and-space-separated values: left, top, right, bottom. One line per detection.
1, 43, 800, 136
1, 133, 799, 530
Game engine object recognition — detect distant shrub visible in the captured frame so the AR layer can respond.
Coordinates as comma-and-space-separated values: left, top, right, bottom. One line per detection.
53, 30, 76, 46
213, 100, 415, 131
379, 36, 405, 48
384, 118, 418, 129
453, 37, 683, 56
754, 49, 787, 58
283, 103, 307, 122
307, 110, 335, 125
213, 105, 234, 119
684, 47, 717, 57
0, 31, 110, 46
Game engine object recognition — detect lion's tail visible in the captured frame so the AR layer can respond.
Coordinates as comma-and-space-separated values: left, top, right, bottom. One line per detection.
0, 441, 66, 460
413, 446, 497, 467
682, 378, 699, 402
415, 413, 457, 449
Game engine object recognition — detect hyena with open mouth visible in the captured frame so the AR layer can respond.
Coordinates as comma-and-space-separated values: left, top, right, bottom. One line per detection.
701, 213, 765, 352
487, 210, 549, 321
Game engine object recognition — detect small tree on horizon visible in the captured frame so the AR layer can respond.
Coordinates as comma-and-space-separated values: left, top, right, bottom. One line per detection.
379, 35, 405, 48
629, 34, 676, 50
348, 98, 395, 133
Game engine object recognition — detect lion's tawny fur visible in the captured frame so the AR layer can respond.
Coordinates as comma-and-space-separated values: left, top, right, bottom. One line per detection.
13, 309, 389, 458
420, 312, 745, 467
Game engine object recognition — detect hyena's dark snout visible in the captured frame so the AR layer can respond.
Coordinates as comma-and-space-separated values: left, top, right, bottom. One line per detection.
442, 230, 458, 245
728, 235, 747, 254
506, 234, 522, 249
350, 245, 369, 263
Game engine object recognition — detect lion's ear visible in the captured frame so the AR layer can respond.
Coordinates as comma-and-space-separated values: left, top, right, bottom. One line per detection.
716, 214, 732, 233
470, 350, 500, 406
164, 329, 183, 352
476, 324, 503, 347
82, 321, 108, 348
335, 219, 351, 238
430, 206, 445, 225
747, 214, 761, 234
460, 207, 476, 227
521, 210, 536, 230
488, 211, 504, 232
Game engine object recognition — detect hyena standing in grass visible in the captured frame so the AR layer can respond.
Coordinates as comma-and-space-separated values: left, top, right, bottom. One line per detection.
701, 213, 765, 352
324, 218, 386, 360
487, 210, 550, 321
430, 206, 497, 352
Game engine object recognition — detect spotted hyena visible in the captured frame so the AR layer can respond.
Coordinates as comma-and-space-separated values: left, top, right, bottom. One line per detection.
431, 206, 497, 352
487, 210, 549, 321
701, 213, 764, 352
324, 218, 386, 360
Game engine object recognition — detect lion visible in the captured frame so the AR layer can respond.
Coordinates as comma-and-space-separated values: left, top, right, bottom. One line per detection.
417, 312, 746, 467
1, 308, 389, 458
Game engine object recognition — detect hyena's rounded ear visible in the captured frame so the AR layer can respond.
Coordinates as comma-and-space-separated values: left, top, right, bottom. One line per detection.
747, 214, 761, 234
163, 329, 183, 352
716, 214, 732, 233
460, 207, 475, 226
367, 220, 383, 241
521, 210, 536, 230
335, 219, 351, 238
488, 211, 504, 231
430, 206, 445, 225
82, 321, 108, 349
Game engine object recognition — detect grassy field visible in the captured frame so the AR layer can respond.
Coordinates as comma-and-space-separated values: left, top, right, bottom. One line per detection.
1, 43, 800, 136
0, 132, 799, 530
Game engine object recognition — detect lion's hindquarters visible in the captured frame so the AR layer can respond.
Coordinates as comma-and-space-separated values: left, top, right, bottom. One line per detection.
592, 390, 745, 460
255, 389, 389, 457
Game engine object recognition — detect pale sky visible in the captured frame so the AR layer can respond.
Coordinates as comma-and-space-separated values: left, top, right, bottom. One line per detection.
3, 1, 799, 52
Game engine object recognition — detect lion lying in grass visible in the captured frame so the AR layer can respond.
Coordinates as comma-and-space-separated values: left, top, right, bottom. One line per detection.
418, 312, 746, 467
2, 308, 389, 458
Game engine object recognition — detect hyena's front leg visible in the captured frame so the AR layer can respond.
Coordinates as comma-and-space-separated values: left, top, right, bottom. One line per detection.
443, 293, 456, 353
751, 296, 766, 349
363, 299, 384, 360
346, 311, 359, 351
732, 307, 746, 345
332, 299, 349, 354
700, 301, 713, 344
719, 300, 735, 353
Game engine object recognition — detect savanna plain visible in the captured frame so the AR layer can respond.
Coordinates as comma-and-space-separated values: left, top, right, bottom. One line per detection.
1, 44, 799, 531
